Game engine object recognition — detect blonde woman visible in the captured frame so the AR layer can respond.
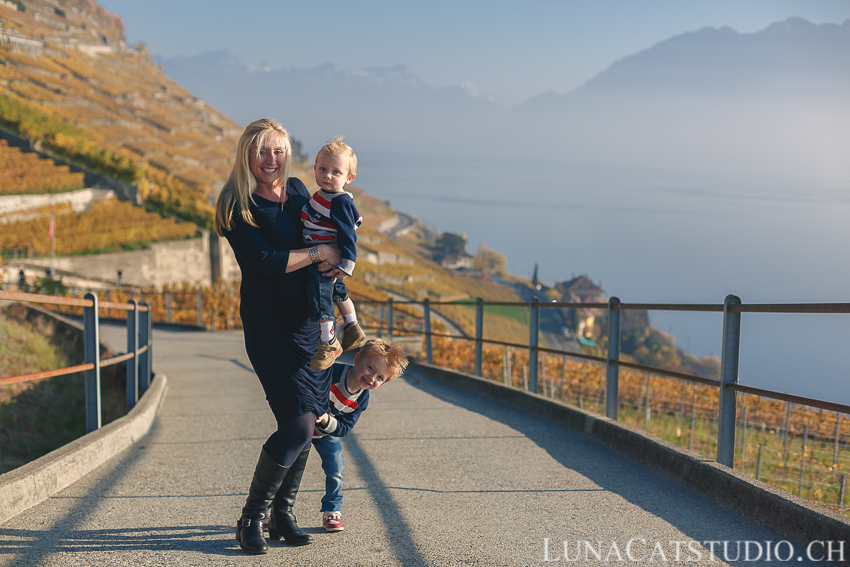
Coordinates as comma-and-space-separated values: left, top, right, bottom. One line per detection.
215, 118, 343, 555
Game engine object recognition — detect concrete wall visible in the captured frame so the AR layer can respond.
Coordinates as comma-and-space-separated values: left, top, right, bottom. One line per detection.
25, 230, 241, 288
213, 232, 242, 282
0, 188, 114, 217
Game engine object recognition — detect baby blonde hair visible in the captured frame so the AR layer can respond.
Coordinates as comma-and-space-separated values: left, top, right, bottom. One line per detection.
315, 135, 357, 177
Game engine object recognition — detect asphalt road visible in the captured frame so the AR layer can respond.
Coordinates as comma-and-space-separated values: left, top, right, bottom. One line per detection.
0, 327, 832, 566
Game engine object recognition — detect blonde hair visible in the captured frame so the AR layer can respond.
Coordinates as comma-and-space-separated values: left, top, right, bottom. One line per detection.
358, 338, 408, 382
314, 135, 357, 177
215, 118, 292, 235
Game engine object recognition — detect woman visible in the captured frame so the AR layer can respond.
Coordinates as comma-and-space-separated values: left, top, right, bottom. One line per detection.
214, 119, 343, 555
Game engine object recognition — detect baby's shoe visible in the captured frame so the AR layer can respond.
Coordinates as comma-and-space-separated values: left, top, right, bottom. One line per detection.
322, 511, 344, 532
341, 322, 366, 351
310, 337, 342, 370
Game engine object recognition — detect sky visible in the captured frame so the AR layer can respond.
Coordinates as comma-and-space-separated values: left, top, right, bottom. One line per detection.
97, 0, 850, 106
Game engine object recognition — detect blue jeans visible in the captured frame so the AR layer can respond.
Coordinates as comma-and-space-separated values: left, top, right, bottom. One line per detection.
307, 264, 349, 322
312, 435, 344, 512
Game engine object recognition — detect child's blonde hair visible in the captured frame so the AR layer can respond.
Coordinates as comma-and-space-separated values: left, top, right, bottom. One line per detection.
358, 338, 408, 381
315, 135, 357, 177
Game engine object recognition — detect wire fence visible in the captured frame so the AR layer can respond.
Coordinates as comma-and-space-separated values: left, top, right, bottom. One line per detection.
352, 295, 850, 518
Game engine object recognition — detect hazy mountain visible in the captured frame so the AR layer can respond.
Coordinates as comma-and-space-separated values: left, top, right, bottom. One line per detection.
156, 51, 502, 154
158, 17, 850, 182
508, 17, 850, 181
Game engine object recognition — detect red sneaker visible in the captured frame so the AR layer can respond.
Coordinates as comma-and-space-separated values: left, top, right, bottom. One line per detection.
322, 511, 344, 532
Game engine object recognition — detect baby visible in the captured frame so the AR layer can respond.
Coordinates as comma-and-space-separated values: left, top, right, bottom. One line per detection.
302, 136, 366, 370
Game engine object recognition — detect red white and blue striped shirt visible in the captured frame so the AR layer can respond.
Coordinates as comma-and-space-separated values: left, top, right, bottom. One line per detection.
301, 190, 362, 276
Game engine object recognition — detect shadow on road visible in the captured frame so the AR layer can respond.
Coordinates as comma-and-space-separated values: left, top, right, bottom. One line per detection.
401, 371, 820, 564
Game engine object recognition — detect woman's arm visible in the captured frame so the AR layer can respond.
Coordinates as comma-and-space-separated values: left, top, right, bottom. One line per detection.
224, 216, 341, 275
288, 244, 341, 275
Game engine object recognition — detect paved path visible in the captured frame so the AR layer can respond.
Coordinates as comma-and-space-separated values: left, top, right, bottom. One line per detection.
0, 328, 828, 566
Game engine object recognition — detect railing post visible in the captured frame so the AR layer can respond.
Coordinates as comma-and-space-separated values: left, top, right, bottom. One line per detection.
474, 297, 483, 376
424, 298, 433, 365
139, 301, 152, 393
196, 289, 203, 327
606, 296, 621, 420
166, 290, 172, 323
528, 297, 539, 394
83, 292, 101, 433
387, 297, 394, 342
718, 294, 742, 467
126, 299, 139, 411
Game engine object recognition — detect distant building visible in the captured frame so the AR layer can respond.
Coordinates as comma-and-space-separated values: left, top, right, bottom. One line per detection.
559, 275, 605, 304
557, 275, 648, 340
440, 254, 474, 270
360, 246, 414, 266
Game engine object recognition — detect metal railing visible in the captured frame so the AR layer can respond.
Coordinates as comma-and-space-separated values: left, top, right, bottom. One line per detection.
355, 294, 850, 469
0, 290, 152, 432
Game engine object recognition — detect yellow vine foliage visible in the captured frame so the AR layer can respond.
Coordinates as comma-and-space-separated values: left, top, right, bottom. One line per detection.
0, 140, 84, 194
0, 198, 197, 255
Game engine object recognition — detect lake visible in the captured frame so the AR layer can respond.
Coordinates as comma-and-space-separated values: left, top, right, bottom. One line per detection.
355, 149, 850, 404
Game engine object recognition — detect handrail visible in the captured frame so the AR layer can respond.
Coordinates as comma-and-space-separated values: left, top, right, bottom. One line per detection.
731, 303, 850, 314
0, 363, 94, 385
0, 289, 150, 311
354, 294, 850, 470
728, 383, 850, 414
0, 291, 153, 432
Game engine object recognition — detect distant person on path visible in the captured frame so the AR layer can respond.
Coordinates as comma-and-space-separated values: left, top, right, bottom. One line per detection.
302, 136, 365, 370
274, 338, 407, 533
18, 267, 26, 291
214, 118, 344, 555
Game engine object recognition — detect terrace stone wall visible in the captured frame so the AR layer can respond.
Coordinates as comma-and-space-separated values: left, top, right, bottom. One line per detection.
25, 230, 240, 288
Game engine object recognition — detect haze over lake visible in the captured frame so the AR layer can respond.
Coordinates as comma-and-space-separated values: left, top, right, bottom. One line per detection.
151, 16, 850, 403
355, 149, 850, 404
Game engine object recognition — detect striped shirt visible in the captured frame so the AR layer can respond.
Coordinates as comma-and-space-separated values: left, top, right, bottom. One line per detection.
301, 189, 362, 276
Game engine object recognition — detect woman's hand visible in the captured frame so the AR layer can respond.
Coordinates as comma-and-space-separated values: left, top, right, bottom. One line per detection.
318, 265, 347, 279
317, 244, 343, 278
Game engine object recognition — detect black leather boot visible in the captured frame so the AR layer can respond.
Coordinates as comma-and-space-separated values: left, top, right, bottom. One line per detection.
236, 448, 288, 554
268, 448, 313, 546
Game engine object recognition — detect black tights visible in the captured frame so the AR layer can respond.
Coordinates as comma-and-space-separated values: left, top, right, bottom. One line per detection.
262, 412, 315, 467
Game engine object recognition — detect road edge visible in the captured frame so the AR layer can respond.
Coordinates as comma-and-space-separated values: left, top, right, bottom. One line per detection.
0, 373, 168, 524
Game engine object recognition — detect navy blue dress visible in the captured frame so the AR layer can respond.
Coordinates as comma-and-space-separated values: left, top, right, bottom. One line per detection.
223, 178, 331, 420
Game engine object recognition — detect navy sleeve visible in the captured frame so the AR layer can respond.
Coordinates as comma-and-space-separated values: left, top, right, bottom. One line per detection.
222, 214, 291, 276
329, 390, 369, 437
330, 195, 361, 276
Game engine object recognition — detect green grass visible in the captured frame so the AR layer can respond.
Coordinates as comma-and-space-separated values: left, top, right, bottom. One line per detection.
0, 305, 127, 474
0, 306, 85, 473
484, 304, 528, 323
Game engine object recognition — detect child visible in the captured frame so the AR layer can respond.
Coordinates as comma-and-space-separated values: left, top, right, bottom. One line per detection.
312, 338, 408, 531
302, 136, 366, 370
